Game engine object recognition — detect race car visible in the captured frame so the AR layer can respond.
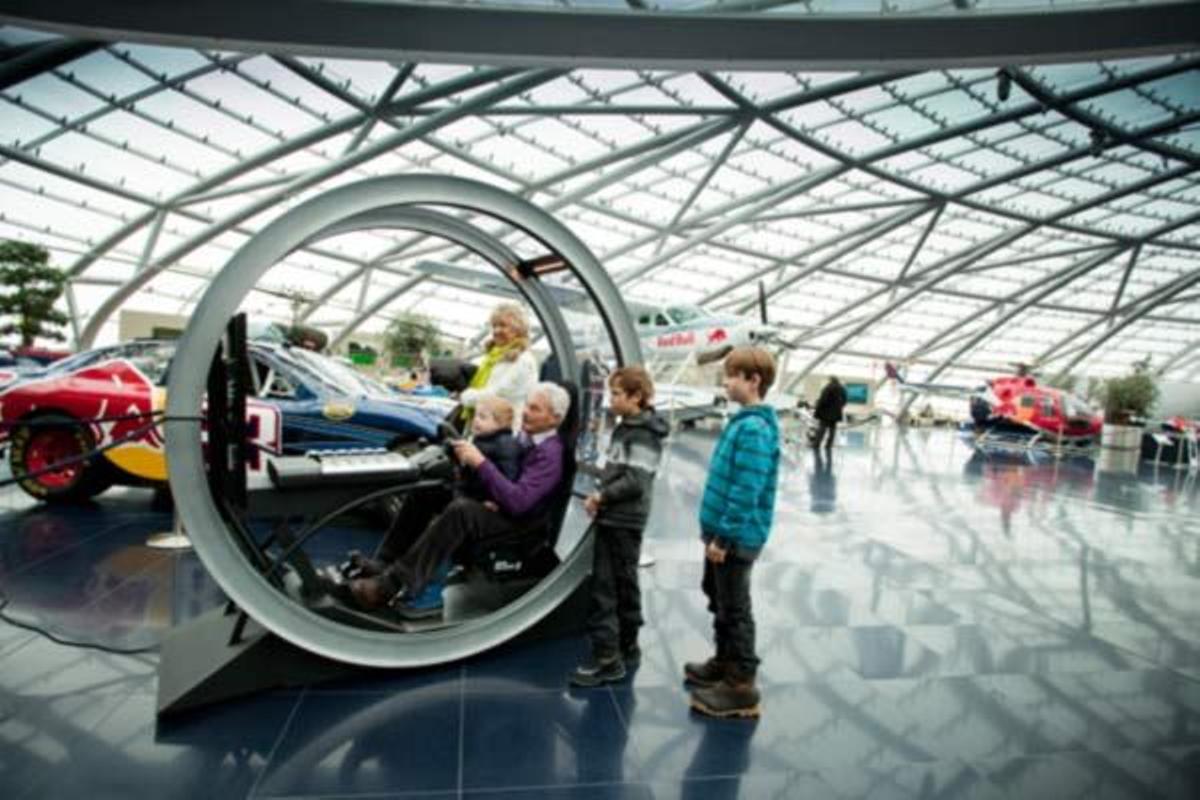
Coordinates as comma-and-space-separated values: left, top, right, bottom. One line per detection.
0, 348, 47, 390
0, 339, 447, 503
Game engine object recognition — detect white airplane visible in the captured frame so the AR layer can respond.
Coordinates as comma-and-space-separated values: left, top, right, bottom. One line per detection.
409, 260, 797, 366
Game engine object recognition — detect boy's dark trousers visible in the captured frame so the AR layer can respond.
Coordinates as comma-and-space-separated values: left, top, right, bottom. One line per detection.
701, 547, 760, 678
585, 522, 644, 659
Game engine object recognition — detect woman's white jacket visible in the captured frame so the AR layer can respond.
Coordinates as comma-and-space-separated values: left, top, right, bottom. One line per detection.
459, 349, 539, 428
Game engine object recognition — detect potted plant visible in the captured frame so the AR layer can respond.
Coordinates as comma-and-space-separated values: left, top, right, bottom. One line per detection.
384, 312, 441, 369
1101, 360, 1159, 425
1097, 359, 1159, 472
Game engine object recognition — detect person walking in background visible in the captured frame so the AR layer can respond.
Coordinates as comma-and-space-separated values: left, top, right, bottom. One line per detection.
813, 375, 848, 451
570, 366, 668, 687
685, 347, 781, 719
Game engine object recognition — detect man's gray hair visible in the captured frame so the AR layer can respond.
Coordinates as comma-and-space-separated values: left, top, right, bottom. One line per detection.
531, 381, 571, 420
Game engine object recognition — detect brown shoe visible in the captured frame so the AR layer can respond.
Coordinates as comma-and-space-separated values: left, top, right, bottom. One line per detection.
689, 678, 761, 719
683, 658, 728, 688
349, 576, 394, 610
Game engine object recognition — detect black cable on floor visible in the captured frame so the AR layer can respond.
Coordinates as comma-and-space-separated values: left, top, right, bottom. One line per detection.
0, 413, 205, 491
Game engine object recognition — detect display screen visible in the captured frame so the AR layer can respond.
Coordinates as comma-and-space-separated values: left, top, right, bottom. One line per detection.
845, 382, 869, 404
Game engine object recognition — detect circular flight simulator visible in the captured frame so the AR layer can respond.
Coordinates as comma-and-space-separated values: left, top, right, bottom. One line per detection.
164, 174, 641, 670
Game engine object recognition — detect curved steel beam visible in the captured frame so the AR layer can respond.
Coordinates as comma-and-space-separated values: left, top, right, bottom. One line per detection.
317, 206, 563, 352
3, 1, 1197, 69
76, 69, 557, 348
1155, 338, 1200, 379
674, 58, 1200, 310
783, 160, 1198, 389
165, 174, 640, 669
68, 65, 520, 346
1050, 267, 1200, 379
0, 37, 101, 90
897, 246, 1126, 416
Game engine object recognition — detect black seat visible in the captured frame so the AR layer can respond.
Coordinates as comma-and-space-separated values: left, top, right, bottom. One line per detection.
463, 380, 579, 582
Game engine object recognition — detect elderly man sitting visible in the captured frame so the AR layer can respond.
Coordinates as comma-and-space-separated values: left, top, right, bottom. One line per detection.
350, 381, 572, 619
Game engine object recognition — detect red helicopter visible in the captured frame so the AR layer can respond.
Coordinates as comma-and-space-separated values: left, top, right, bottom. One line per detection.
884, 362, 1103, 444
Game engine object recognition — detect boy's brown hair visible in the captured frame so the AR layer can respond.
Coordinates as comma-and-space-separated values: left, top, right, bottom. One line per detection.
724, 346, 776, 399
476, 394, 515, 429
609, 365, 655, 409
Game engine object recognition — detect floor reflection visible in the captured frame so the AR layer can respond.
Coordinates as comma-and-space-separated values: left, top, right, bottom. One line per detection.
2, 428, 1198, 799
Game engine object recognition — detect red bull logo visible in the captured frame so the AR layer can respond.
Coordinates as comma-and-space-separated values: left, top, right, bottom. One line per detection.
0, 360, 158, 448
656, 331, 695, 348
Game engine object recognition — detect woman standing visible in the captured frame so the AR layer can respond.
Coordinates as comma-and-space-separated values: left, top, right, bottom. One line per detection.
460, 302, 539, 430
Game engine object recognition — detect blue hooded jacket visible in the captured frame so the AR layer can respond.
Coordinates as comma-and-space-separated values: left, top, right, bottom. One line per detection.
699, 404, 780, 551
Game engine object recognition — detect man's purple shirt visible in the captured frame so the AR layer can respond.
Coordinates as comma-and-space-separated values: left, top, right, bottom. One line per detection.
477, 434, 564, 518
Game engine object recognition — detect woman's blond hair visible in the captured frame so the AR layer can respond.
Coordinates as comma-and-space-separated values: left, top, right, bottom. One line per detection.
486, 302, 530, 360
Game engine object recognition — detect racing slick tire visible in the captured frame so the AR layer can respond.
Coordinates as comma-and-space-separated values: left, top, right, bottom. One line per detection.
8, 412, 114, 503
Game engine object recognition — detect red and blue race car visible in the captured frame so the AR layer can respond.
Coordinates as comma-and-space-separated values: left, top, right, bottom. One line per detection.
0, 340, 449, 503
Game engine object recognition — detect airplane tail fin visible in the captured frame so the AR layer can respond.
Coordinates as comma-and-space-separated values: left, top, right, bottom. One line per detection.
884, 362, 903, 382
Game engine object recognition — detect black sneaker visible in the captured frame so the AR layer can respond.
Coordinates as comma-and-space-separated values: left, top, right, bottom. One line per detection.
569, 656, 626, 687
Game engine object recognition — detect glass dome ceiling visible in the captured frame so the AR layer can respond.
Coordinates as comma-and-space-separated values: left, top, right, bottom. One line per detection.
0, 22, 1197, 385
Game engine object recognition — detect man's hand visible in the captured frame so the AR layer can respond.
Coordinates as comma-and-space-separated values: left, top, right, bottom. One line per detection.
705, 540, 727, 564
452, 440, 485, 469
584, 492, 602, 517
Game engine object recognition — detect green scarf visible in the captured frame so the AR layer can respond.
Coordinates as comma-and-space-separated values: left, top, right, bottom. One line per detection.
460, 342, 522, 424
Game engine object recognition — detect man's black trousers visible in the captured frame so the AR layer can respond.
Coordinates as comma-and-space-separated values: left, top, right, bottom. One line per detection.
815, 420, 838, 449
387, 496, 544, 595
586, 523, 644, 659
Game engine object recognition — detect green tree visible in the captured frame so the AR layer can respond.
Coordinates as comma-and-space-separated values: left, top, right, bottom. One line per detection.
1101, 358, 1160, 425
384, 312, 442, 367
0, 240, 69, 347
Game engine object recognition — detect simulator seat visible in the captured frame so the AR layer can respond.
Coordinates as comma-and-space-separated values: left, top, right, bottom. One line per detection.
457, 379, 580, 584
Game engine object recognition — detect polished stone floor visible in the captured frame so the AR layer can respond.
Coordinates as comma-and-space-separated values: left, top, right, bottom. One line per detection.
1, 426, 1198, 799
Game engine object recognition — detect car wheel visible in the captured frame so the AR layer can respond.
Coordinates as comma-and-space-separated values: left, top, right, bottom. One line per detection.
8, 413, 114, 503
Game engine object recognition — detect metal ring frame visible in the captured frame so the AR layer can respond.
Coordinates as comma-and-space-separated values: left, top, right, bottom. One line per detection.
165, 174, 641, 668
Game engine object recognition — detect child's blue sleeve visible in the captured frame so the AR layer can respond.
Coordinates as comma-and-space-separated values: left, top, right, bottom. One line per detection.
711, 421, 773, 537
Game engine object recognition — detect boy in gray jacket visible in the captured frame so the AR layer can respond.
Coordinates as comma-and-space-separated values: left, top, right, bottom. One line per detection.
570, 366, 668, 687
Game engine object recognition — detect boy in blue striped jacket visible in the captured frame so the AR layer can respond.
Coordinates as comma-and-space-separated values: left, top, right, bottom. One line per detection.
686, 347, 780, 719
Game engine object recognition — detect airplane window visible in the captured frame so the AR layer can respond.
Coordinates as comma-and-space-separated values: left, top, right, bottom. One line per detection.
655, 313, 670, 327
637, 313, 652, 326
1019, 396, 1035, 408
666, 306, 703, 324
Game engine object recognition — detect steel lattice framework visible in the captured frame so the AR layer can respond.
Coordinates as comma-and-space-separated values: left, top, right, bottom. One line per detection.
0, 3, 1198, 385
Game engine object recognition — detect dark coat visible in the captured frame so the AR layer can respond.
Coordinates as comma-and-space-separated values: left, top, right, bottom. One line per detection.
596, 409, 669, 530
815, 381, 848, 424
459, 429, 523, 502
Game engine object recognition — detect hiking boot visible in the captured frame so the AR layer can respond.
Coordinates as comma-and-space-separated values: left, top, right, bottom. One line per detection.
689, 677, 761, 719
569, 655, 626, 687
683, 658, 728, 688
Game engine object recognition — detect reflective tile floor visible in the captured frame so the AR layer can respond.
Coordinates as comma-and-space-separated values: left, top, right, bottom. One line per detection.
1, 427, 1199, 799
